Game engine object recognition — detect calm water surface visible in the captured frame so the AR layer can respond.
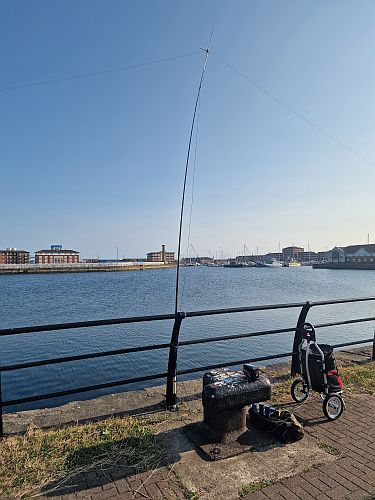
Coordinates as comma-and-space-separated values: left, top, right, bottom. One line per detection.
1, 266, 374, 411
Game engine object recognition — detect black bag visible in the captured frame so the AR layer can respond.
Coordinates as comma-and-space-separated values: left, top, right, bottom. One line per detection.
301, 344, 338, 392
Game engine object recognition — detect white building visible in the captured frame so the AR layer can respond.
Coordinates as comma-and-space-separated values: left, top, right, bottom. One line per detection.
327, 244, 375, 264
344, 244, 375, 263
327, 247, 346, 263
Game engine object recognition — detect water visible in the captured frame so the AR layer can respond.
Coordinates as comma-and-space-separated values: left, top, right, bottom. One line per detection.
1, 266, 374, 411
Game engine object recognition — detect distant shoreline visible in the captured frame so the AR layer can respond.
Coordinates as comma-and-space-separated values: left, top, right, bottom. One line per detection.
0, 262, 176, 275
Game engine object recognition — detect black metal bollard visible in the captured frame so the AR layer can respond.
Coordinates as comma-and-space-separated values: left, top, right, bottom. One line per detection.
202, 368, 271, 442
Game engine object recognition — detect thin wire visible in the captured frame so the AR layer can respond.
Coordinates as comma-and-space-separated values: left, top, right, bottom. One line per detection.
0, 51, 200, 93
179, 96, 201, 310
175, 30, 213, 315
213, 53, 375, 168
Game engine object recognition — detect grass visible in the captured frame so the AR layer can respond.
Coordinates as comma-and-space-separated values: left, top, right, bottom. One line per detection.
0, 415, 164, 498
317, 440, 342, 457
340, 362, 375, 395
269, 378, 292, 403
239, 480, 271, 497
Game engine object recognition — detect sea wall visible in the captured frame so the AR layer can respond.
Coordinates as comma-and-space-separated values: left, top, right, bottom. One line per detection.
0, 262, 176, 275
313, 262, 375, 270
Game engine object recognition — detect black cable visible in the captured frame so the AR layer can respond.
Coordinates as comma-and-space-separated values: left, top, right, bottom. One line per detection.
0, 51, 200, 93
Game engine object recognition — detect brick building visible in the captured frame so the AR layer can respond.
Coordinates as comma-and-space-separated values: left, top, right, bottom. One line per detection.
0, 248, 30, 264
35, 245, 80, 264
282, 246, 304, 262
147, 245, 175, 264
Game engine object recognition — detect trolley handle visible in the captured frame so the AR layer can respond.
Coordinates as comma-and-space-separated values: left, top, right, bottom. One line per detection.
302, 322, 316, 342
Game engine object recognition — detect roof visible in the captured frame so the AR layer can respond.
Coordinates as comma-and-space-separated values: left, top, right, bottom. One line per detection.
344, 244, 375, 254
0, 249, 29, 253
147, 251, 175, 255
35, 249, 79, 254
282, 246, 304, 251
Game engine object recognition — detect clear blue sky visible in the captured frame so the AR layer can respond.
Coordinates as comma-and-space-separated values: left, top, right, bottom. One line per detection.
2, 1, 375, 259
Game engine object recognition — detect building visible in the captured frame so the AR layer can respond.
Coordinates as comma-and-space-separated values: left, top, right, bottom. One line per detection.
327, 247, 346, 263
35, 245, 80, 264
0, 248, 30, 264
297, 251, 318, 263
147, 244, 175, 264
326, 244, 375, 264
282, 246, 304, 262
344, 244, 375, 263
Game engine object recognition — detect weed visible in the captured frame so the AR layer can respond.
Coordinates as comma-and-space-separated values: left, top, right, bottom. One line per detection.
317, 440, 342, 457
239, 480, 270, 497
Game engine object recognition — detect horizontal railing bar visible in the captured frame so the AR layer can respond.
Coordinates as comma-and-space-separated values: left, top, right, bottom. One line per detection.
0, 342, 170, 372
314, 317, 375, 329
1, 296, 375, 337
1, 337, 372, 408
178, 337, 373, 377
177, 351, 294, 376
184, 303, 306, 318
179, 327, 296, 347
1, 372, 167, 407
185, 297, 375, 318
331, 339, 373, 349
311, 297, 375, 306
0, 314, 176, 337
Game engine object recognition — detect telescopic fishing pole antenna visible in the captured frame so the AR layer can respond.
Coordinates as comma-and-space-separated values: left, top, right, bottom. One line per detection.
174, 29, 213, 315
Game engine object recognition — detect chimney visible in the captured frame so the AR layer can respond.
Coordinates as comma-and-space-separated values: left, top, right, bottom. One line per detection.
161, 244, 166, 262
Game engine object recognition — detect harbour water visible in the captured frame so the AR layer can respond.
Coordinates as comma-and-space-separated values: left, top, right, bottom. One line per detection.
1, 266, 374, 411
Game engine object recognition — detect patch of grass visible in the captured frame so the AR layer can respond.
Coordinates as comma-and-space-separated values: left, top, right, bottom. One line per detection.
340, 362, 375, 395
0, 416, 164, 498
317, 440, 342, 457
239, 480, 270, 497
270, 378, 292, 403
174, 472, 200, 499
185, 488, 200, 499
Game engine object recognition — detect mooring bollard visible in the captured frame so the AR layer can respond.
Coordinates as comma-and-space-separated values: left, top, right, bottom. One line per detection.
201, 367, 271, 443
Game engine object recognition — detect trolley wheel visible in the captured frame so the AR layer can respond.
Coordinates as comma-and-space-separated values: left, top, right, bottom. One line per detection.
291, 379, 308, 403
323, 394, 344, 421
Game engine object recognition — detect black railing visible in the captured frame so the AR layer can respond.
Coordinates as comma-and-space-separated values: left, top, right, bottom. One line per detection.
1, 297, 375, 437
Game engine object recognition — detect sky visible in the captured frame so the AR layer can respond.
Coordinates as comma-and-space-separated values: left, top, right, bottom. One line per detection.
1, 1, 375, 259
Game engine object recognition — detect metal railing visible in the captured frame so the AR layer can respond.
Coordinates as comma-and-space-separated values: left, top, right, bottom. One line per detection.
1, 297, 375, 437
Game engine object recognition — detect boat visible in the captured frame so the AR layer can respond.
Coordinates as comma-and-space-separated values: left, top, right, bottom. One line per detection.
224, 259, 248, 268
283, 260, 301, 267
256, 258, 282, 268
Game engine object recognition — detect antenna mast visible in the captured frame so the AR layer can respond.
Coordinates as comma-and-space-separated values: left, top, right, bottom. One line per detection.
174, 30, 213, 314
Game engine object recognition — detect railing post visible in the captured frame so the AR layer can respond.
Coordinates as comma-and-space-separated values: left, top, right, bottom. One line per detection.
165, 312, 185, 409
372, 328, 375, 361
291, 301, 311, 377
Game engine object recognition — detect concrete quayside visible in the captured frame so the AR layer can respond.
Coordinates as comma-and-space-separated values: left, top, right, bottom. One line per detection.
2, 347, 374, 499
0, 262, 175, 275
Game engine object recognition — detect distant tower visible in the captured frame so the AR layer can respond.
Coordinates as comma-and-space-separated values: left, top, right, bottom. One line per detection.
161, 244, 166, 262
